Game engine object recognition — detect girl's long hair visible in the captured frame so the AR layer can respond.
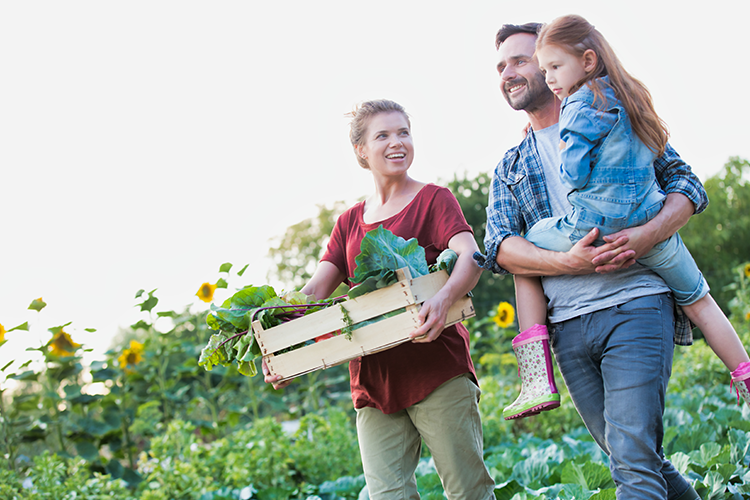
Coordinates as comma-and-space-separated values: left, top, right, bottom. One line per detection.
537, 15, 668, 156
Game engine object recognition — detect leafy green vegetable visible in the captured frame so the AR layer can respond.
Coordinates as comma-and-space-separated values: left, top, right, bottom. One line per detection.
199, 226, 461, 377
351, 225, 429, 284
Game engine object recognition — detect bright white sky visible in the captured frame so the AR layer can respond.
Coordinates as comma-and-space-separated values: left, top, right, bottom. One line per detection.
2, 1, 749, 370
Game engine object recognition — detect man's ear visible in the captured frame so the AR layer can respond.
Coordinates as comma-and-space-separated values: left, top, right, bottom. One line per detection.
582, 49, 597, 72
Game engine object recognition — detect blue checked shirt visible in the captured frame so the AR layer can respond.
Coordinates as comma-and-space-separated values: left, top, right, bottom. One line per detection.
475, 129, 709, 346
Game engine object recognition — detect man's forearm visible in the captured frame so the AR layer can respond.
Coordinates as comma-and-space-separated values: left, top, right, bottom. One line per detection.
496, 235, 595, 277
643, 193, 694, 244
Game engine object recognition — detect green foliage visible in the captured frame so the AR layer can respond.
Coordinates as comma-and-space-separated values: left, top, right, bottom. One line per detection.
290, 409, 362, 485
444, 171, 516, 319
680, 157, 750, 313
3, 163, 750, 499
267, 201, 348, 290
0, 452, 135, 499
351, 225, 429, 284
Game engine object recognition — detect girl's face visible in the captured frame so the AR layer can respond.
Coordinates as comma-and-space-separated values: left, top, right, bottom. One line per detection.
536, 45, 592, 99
357, 111, 414, 178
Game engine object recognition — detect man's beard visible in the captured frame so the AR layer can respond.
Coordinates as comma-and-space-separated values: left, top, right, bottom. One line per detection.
503, 71, 552, 111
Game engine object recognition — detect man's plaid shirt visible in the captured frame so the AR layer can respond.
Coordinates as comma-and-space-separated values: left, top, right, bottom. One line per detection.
475, 129, 709, 346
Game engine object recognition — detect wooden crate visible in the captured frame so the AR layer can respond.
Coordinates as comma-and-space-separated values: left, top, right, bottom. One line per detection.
252, 268, 475, 382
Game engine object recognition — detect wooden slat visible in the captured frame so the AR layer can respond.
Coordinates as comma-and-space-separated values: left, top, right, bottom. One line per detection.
264, 291, 476, 382
253, 278, 416, 354
265, 308, 421, 381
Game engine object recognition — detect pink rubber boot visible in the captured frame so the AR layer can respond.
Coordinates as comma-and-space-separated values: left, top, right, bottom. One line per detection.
502, 324, 561, 420
731, 361, 750, 408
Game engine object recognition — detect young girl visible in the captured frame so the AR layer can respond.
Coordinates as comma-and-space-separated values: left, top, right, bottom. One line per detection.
503, 14, 750, 419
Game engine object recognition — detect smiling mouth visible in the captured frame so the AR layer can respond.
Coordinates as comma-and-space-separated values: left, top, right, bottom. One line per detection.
386, 153, 405, 159
506, 82, 526, 94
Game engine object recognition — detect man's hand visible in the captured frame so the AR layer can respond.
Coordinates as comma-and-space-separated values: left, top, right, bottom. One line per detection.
592, 225, 652, 273
564, 228, 636, 274
592, 193, 696, 273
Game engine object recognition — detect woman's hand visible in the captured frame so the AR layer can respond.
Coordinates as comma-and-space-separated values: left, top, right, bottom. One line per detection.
262, 358, 292, 390
410, 291, 451, 343
409, 231, 481, 343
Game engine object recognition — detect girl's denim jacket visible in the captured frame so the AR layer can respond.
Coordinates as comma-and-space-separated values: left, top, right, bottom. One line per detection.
559, 76, 667, 233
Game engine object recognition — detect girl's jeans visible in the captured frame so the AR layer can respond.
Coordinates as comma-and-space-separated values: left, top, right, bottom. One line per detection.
526, 217, 708, 306
550, 293, 693, 499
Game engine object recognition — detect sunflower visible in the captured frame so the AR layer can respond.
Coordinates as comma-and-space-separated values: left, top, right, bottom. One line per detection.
48, 329, 82, 357
746, 311, 750, 322
0, 323, 6, 343
118, 340, 144, 371
196, 282, 218, 303
491, 301, 515, 328
744, 263, 750, 279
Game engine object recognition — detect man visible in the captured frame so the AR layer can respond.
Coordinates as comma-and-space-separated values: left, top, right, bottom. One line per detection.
475, 23, 705, 500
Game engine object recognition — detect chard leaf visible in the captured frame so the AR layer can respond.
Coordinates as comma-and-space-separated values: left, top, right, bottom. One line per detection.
281, 291, 312, 305
235, 332, 255, 362
231, 284, 277, 309
198, 334, 230, 371
352, 226, 429, 285
237, 360, 256, 377
209, 303, 250, 331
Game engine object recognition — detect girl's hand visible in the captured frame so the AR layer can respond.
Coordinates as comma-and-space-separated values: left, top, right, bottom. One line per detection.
559, 139, 566, 151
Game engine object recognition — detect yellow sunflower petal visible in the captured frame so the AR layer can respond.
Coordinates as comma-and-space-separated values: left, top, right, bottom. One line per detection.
744, 263, 750, 279
48, 330, 81, 357
196, 283, 218, 303
492, 301, 515, 329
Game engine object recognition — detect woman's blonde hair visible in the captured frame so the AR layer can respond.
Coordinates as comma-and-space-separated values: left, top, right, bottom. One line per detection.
537, 15, 669, 156
347, 99, 410, 169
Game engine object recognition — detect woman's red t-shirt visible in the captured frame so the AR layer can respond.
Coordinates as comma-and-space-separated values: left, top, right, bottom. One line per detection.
320, 184, 478, 414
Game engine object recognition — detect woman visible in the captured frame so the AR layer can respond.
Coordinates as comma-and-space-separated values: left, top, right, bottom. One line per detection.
264, 99, 494, 499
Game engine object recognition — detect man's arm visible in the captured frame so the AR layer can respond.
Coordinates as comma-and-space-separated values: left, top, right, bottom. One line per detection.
593, 145, 708, 273
593, 193, 693, 272
497, 227, 632, 277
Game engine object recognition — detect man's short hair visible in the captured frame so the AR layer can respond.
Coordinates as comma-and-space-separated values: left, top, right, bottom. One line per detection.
495, 23, 543, 49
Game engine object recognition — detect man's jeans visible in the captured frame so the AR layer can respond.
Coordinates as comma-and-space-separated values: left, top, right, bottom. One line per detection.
550, 293, 693, 499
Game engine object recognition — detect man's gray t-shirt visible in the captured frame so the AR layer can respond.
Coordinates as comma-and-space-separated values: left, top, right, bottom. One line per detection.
532, 124, 670, 324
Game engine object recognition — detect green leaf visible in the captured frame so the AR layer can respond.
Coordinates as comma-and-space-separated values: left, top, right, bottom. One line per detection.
237, 359, 257, 377
237, 264, 249, 276
352, 225, 429, 285
729, 428, 750, 464
84, 327, 96, 332
47, 322, 72, 335
136, 290, 158, 312
561, 461, 614, 490
589, 489, 617, 500
430, 248, 458, 275
8, 322, 29, 332
493, 479, 526, 500
216, 277, 228, 289
198, 334, 230, 371
701, 471, 727, 500
219, 262, 233, 273
28, 297, 47, 312
134, 289, 145, 299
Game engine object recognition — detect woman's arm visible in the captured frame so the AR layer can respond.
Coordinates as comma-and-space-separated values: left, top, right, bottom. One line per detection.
263, 260, 345, 389
410, 231, 482, 343
299, 261, 346, 301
